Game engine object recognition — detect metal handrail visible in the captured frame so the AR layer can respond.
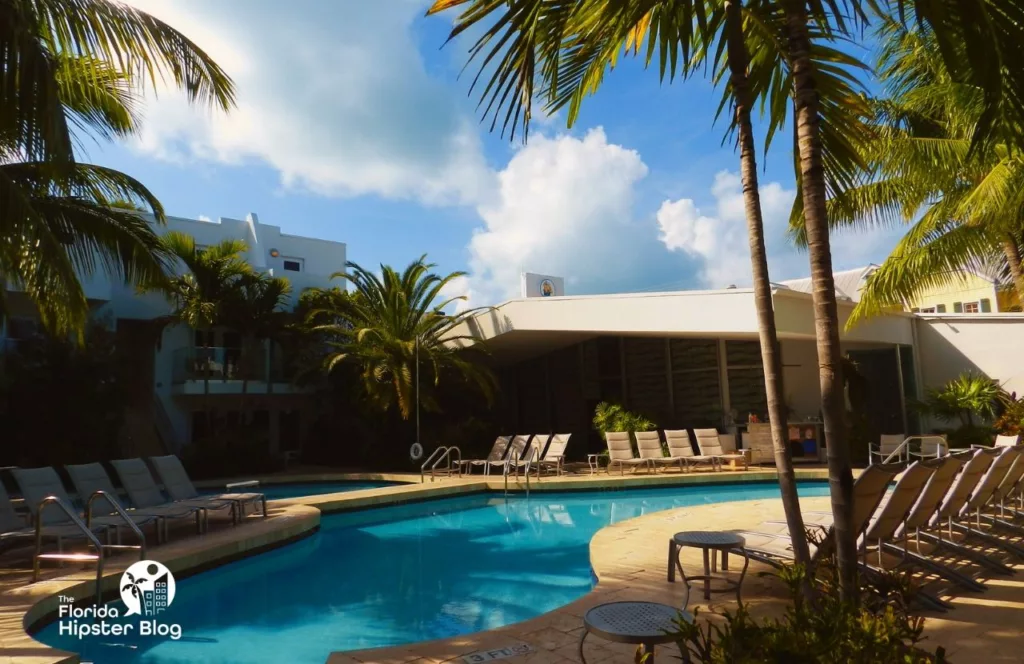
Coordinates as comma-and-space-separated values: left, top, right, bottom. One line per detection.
86, 490, 148, 556
503, 447, 539, 496
421, 446, 448, 483
34, 496, 106, 603
879, 435, 949, 465
431, 446, 462, 481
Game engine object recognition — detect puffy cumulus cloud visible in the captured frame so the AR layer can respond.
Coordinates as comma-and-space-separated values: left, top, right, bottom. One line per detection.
657, 171, 800, 287
122, 0, 493, 204
447, 127, 697, 308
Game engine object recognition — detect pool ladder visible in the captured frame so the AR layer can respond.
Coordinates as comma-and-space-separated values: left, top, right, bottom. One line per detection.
421, 446, 462, 483
503, 447, 538, 497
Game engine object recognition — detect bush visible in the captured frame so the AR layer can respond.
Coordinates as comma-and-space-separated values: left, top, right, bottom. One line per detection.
994, 393, 1023, 436
592, 402, 656, 454
668, 532, 946, 663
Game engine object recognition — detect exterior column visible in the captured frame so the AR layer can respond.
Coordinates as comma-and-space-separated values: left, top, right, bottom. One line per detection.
718, 339, 732, 425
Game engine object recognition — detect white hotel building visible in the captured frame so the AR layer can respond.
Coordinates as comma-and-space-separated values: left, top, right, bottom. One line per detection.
1, 213, 346, 456
2, 214, 1022, 461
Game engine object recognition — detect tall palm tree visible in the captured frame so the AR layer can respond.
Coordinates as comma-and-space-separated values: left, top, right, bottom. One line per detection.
307, 257, 495, 420
801, 22, 1024, 324
226, 272, 293, 421
150, 232, 252, 434
0, 1, 235, 337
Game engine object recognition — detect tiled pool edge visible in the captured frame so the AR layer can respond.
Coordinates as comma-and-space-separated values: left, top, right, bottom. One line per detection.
6, 468, 832, 664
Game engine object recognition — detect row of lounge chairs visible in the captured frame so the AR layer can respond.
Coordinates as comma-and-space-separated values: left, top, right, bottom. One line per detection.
735, 443, 1024, 611
607, 429, 748, 474
460, 434, 571, 476
2, 455, 266, 585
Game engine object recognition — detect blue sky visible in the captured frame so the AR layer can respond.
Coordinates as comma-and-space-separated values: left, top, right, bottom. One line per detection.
108, 0, 905, 306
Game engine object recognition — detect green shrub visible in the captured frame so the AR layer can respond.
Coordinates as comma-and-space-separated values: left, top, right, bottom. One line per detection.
592, 402, 656, 454
994, 393, 1024, 436
666, 532, 946, 663
917, 371, 1002, 428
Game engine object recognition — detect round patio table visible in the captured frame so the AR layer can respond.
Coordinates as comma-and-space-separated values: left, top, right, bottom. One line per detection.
668, 531, 749, 608
579, 601, 693, 663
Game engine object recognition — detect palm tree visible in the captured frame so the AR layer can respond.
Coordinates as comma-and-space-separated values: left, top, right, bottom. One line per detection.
802, 22, 1024, 325
226, 272, 293, 422
307, 257, 495, 420
0, 1, 235, 337
149, 232, 252, 434
424, 0, 824, 568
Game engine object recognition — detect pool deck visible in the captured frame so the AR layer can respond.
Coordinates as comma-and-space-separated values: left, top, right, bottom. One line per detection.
4, 466, 1021, 663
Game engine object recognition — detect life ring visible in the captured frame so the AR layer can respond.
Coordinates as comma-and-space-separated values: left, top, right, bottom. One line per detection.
409, 442, 424, 461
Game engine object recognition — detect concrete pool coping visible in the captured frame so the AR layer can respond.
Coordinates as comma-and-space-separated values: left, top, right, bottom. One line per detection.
7, 467, 835, 664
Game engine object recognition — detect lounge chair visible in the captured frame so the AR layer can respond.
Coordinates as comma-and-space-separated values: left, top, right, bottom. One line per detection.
10, 467, 155, 546
507, 435, 547, 478
149, 455, 267, 522
0, 479, 104, 550
908, 435, 948, 461
995, 434, 1021, 448
735, 463, 902, 568
663, 430, 716, 471
488, 434, 530, 475
605, 432, 650, 474
958, 446, 1024, 540
635, 431, 670, 471
538, 434, 571, 475
460, 436, 512, 475
869, 434, 906, 464
65, 462, 202, 542
694, 429, 748, 471
111, 457, 232, 533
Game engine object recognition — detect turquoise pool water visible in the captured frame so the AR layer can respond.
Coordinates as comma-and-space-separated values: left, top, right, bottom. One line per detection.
201, 481, 397, 501
36, 481, 830, 663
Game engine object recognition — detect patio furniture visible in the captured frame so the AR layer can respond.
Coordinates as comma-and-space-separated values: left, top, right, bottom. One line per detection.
605, 432, 650, 474
505, 435, 544, 478
587, 453, 600, 475
995, 434, 1021, 448
668, 531, 749, 607
111, 457, 230, 533
65, 462, 203, 543
150, 455, 267, 522
636, 431, 671, 471
869, 434, 906, 464
908, 435, 948, 461
489, 435, 530, 474
664, 430, 717, 471
538, 433, 571, 475
460, 436, 512, 475
578, 601, 693, 663
693, 429, 747, 471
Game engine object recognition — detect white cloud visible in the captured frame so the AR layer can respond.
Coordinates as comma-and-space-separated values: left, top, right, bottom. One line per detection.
122, 0, 493, 204
657, 171, 800, 287
447, 127, 697, 307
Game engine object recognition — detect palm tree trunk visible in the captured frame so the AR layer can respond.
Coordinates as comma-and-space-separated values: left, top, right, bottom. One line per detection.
1002, 234, 1024, 298
202, 328, 212, 438
783, 0, 857, 600
726, 0, 810, 568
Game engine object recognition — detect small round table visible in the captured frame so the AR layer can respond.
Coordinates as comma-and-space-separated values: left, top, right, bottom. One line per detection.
586, 453, 600, 475
579, 601, 693, 663
668, 531, 749, 608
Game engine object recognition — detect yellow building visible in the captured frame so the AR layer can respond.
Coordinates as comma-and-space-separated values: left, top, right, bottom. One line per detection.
906, 270, 1020, 314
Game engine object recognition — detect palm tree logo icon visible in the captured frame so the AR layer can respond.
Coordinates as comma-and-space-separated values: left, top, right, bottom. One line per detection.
120, 560, 177, 616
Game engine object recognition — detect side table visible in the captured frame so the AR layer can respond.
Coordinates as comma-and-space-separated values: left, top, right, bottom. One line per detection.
587, 453, 600, 475
668, 531, 749, 608
579, 601, 693, 663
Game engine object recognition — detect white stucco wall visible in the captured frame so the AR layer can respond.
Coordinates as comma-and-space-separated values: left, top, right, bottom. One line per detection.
915, 314, 1024, 396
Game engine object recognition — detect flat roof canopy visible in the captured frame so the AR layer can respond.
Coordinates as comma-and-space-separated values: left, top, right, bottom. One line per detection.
455, 287, 914, 363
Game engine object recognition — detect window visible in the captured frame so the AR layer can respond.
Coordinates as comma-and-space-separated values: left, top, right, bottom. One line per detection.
953, 302, 963, 313
936, 304, 947, 313
919, 307, 935, 314
963, 301, 980, 313
981, 298, 992, 312
282, 259, 302, 272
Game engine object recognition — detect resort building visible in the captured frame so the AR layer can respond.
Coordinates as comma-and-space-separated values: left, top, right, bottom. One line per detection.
1, 212, 346, 455
459, 277, 1024, 457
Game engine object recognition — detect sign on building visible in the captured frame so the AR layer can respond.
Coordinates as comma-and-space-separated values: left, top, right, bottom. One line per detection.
520, 272, 565, 298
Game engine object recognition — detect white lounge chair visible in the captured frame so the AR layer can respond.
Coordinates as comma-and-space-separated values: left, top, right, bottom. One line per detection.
489, 435, 531, 475
111, 458, 235, 532
908, 435, 948, 460
694, 428, 748, 471
995, 434, 1021, 448
869, 434, 906, 464
605, 432, 650, 474
538, 434, 571, 475
663, 430, 716, 471
635, 431, 670, 471
149, 455, 267, 523
460, 436, 512, 475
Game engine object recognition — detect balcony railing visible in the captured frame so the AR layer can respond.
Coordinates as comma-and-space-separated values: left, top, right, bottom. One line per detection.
171, 346, 290, 385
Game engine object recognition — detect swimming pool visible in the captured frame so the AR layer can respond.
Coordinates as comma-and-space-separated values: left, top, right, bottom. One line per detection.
36, 481, 830, 663
201, 481, 399, 501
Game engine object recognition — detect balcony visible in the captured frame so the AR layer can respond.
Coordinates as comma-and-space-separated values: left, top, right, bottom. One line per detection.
170, 346, 296, 395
